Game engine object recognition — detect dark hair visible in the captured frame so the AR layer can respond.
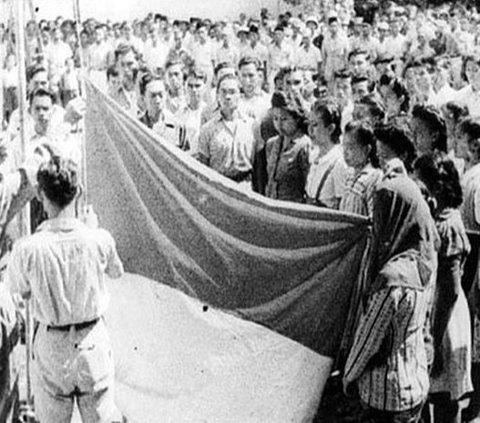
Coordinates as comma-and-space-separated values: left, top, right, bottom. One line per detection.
402, 60, 422, 78
238, 56, 261, 71
345, 120, 380, 168
187, 68, 207, 83
414, 152, 463, 209
114, 43, 137, 62
383, 77, 410, 113
29, 87, 55, 105
216, 73, 239, 90
139, 72, 163, 96
444, 101, 469, 122
334, 69, 352, 80
348, 49, 369, 62
37, 156, 79, 207
375, 123, 416, 171
462, 54, 480, 82
165, 58, 184, 71
458, 117, 480, 141
28, 65, 48, 82
106, 65, 119, 80
412, 105, 447, 152
358, 94, 386, 122
214, 61, 234, 77
311, 98, 342, 144
271, 91, 308, 134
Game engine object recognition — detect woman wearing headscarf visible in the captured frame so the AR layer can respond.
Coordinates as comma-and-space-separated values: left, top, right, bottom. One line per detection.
265, 91, 311, 202
343, 155, 439, 423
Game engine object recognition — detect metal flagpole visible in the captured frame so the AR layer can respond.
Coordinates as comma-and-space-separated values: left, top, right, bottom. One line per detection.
14, 0, 33, 410
72, 0, 88, 211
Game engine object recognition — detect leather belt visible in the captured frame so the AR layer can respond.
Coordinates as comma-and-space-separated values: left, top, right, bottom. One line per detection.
46, 317, 100, 332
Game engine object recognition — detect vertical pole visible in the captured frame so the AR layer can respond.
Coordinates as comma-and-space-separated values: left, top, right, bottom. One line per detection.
14, 0, 33, 406
73, 0, 88, 211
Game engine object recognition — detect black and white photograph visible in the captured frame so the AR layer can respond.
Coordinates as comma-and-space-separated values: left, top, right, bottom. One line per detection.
1, 0, 480, 422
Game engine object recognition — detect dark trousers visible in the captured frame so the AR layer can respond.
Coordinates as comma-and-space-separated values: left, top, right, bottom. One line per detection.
363, 402, 424, 423
422, 393, 462, 423
464, 363, 480, 421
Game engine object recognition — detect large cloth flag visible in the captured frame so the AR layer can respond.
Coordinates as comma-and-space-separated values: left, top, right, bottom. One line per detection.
85, 81, 370, 422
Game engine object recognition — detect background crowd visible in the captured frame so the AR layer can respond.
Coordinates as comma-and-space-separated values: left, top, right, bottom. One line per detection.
3, 1, 480, 422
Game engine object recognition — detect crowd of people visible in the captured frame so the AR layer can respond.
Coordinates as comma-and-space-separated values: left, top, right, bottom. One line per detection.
3, 1, 480, 422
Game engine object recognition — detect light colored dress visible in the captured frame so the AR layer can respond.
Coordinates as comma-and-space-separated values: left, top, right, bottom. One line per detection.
430, 209, 473, 400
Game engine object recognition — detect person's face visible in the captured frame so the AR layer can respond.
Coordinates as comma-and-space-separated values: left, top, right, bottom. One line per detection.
350, 53, 369, 77
95, 28, 104, 43
119, 50, 138, 87
352, 81, 370, 101
412, 117, 435, 154
186, 77, 205, 104
334, 77, 352, 107
467, 139, 480, 164
390, 20, 399, 34
455, 128, 470, 160
379, 27, 389, 39
283, 28, 293, 43
123, 26, 132, 39
272, 107, 299, 137
415, 66, 432, 94
308, 111, 332, 147
376, 140, 397, 169
239, 63, 260, 95
249, 31, 259, 44
433, 65, 449, 89
343, 131, 370, 168
144, 80, 165, 117
30, 71, 49, 92
285, 70, 304, 96
466, 59, 480, 89
31, 95, 53, 135
166, 64, 184, 91
362, 25, 370, 38
353, 103, 373, 124
218, 78, 240, 113
404, 67, 417, 92
52, 28, 62, 42
197, 27, 208, 43
329, 20, 339, 36
108, 75, 121, 91
274, 29, 284, 43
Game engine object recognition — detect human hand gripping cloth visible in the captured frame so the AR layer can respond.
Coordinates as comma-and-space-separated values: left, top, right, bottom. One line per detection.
85, 80, 370, 422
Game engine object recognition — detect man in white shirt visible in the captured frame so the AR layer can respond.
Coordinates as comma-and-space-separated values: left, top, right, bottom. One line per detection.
45, 27, 73, 80
88, 25, 113, 72
138, 73, 189, 151
179, 69, 208, 155
164, 59, 187, 117
6, 156, 124, 423
431, 57, 458, 107
242, 25, 268, 70
238, 57, 270, 121
188, 22, 216, 86
143, 27, 170, 74
268, 26, 294, 89
197, 74, 257, 189
385, 19, 407, 60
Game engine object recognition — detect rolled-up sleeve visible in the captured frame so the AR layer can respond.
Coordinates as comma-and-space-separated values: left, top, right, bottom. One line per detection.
5, 242, 31, 299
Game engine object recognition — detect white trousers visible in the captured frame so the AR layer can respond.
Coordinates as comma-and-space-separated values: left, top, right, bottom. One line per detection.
33, 318, 119, 423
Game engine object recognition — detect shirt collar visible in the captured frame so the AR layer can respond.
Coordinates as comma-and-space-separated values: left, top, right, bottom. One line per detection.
37, 217, 86, 233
